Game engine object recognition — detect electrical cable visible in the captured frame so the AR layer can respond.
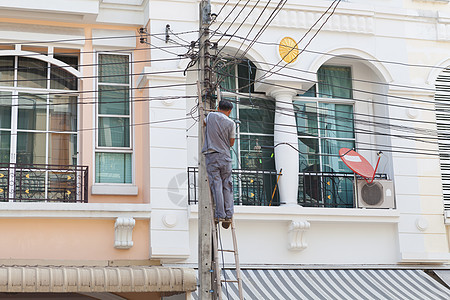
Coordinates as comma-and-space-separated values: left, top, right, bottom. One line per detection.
235, 0, 287, 64
252, 0, 342, 87
220, 32, 450, 71
214, 0, 339, 88
0, 55, 190, 74
220, 55, 439, 93
214, 0, 262, 60
214, 66, 441, 127
216, 68, 441, 114
210, 0, 244, 41
0, 81, 198, 102
0, 29, 197, 47
218, 92, 446, 145
231, 0, 274, 58
195, 92, 444, 156
183, 0, 244, 72
0, 68, 198, 87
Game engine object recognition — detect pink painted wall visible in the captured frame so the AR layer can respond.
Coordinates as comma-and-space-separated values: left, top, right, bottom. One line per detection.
0, 219, 149, 260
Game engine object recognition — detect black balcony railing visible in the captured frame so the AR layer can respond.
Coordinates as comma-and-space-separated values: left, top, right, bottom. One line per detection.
0, 163, 88, 203
299, 172, 388, 208
188, 167, 281, 206
188, 167, 388, 208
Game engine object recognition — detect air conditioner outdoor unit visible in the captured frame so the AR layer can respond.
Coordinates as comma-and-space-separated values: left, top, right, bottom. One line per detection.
356, 180, 395, 209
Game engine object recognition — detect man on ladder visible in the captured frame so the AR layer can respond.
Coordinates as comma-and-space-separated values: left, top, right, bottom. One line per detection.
202, 100, 236, 229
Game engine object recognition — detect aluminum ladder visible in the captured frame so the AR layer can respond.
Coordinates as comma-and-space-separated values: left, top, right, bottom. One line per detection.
211, 217, 244, 300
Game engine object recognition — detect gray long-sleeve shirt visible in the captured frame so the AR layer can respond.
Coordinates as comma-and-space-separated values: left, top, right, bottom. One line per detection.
201, 112, 236, 158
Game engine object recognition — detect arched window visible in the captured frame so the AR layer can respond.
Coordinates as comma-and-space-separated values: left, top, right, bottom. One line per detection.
216, 59, 278, 205
0, 55, 78, 166
295, 64, 355, 207
0, 55, 79, 201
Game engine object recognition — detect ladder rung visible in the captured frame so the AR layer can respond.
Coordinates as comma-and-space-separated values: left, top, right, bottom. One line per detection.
221, 280, 239, 283
218, 249, 235, 252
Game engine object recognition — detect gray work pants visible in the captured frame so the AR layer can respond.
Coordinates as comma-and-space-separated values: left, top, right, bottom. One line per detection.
205, 152, 234, 219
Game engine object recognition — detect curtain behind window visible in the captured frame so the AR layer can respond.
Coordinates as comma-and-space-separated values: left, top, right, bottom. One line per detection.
318, 66, 352, 99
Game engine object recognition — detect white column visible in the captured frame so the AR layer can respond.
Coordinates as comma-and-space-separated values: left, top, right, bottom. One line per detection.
270, 88, 299, 206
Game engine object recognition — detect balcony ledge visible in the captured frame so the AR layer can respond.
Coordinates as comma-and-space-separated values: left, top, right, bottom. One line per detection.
0, 202, 151, 219
189, 204, 400, 223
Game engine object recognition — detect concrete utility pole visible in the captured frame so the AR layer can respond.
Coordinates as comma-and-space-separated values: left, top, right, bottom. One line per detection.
198, 0, 214, 299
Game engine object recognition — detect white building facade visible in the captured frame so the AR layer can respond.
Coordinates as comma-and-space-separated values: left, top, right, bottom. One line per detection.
0, 0, 449, 299
143, 0, 450, 298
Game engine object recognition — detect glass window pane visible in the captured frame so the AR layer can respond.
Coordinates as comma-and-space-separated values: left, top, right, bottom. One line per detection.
300, 84, 316, 97
18, 93, 47, 131
319, 103, 354, 139
0, 131, 10, 163
298, 138, 320, 172
98, 117, 130, 147
50, 95, 77, 132
0, 56, 14, 87
240, 135, 275, 170
99, 86, 129, 115
0, 92, 12, 129
99, 54, 129, 84
321, 139, 355, 173
317, 65, 352, 99
50, 65, 78, 90
18, 57, 48, 89
16, 132, 46, 165
53, 54, 79, 70
239, 98, 274, 134
237, 60, 256, 93
294, 101, 318, 137
49, 133, 77, 166
217, 64, 236, 91
95, 152, 132, 183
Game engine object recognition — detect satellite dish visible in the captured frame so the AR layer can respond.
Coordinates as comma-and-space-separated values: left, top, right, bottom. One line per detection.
339, 148, 381, 184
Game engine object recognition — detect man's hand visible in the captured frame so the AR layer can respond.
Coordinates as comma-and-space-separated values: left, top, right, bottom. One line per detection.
230, 138, 235, 147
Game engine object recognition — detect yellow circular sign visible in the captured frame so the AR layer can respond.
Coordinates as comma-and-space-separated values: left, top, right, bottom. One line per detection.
279, 37, 299, 64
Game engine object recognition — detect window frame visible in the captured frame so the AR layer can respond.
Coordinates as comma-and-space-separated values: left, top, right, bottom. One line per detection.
293, 96, 356, 173
0, 54, 79, 167
94, 51, 134, 185
218, 60, 275, 171
0, 52, 80, 201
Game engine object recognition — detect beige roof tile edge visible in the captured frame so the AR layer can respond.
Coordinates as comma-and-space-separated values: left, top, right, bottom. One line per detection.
0, 266, 197, 293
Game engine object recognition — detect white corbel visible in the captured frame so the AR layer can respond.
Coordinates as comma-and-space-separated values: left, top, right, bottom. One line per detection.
114, 217, 135, 249
288, 220, 310, 251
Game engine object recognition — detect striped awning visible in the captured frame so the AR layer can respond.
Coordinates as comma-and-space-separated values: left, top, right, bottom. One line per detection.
192, 269, 450, 300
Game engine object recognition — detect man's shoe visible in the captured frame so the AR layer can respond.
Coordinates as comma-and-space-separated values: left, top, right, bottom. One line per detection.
222, 218, 231, 229
214, 217, 225, 225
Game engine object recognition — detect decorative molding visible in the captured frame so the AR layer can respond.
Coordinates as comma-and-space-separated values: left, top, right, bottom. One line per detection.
415, 217, 429, 231
0, 203, 151, 219
287, 220, 310, 251
114, 217, 136, 249
189, 205, 400, 223
162, 214, 178, 228
211, 4, 374, 34
278, 37, 299, 64
0, 266, 197, 293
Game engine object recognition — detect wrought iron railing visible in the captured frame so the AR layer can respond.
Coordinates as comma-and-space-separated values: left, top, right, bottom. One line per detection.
188, 167, 388, 208
188, 167, 281, 206
0, 163, 88, 203
298, 172, 388, 208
